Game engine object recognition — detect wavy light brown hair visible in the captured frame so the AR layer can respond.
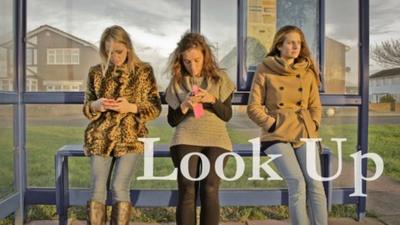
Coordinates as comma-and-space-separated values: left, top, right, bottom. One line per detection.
167, 32, 221, 83
267, 25, 320, 81
99, 25, 142, 74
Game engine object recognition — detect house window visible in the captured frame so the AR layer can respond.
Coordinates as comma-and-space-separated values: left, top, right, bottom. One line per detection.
44, 80, 83, 91
47, 48, 80, 65
394, 77, 400, 85
0, 48, 8, 78
46, 85, 55, 91
0, 79, 13, 91
26, 48, 38, 66
0, 63, 6, 78
71, 85, 80, 91
370, 80, 374, 87
26, 78, 38, 91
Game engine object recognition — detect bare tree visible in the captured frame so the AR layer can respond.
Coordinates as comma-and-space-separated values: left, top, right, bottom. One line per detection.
371, 39, 400, 67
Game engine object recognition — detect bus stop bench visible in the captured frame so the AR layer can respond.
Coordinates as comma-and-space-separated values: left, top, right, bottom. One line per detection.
55, 144, 332, 225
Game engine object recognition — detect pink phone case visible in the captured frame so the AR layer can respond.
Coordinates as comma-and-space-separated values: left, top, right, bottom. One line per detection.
192, 85, 204, 118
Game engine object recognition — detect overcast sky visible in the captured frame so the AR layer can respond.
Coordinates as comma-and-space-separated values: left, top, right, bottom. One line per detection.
1, 0, 400, 85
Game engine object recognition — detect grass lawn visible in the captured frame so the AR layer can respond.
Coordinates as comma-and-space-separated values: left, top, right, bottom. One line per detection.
320, 124, 400, 182
0, 127, 14, 200
0, 122, 399, 223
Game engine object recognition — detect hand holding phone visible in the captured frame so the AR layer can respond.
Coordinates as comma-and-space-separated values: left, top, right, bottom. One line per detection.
191, 85, 204, 118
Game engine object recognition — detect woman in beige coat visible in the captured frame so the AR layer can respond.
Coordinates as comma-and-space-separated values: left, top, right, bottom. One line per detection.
247, 25, 327, 225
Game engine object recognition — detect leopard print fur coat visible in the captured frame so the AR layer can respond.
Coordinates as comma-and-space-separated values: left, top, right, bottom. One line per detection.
83, 62, 161, 157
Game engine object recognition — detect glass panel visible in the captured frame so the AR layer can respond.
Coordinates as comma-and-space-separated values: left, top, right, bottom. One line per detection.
369, 0, 400, 182
246, 0, 319, 90
201, 0, 237, 84
226, 106, 359, 188
0, 105, 15, 199
324, 0, 359, 94
319, 106, 358, 187
26, 104, 86, 187
223, 105, 285, 188
24, 107, 365, 190
27, 0, 190, 92
369, 103, 400, 182
247, 0, 277, 69
0, 0, 15, 92
26, 104, 288, 189
26, 105, 177, 189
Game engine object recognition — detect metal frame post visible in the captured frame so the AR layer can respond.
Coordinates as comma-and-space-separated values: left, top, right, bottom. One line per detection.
357, 0, 369, 220
191, 0, 201, 33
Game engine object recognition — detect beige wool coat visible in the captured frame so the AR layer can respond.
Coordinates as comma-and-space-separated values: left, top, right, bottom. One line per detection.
247, 56, 322, 148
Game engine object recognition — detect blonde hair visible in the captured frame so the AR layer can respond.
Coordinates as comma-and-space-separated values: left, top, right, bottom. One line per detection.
99, 25, 142, 75
268, 25, 320, 81
167, 32, 221, 84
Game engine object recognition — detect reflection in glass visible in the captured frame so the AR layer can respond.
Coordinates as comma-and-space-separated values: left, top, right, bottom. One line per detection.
368, 103, 400, 182
0, 105, 15, 199
202, 0, 237, 84
26, 105, 86, 187
227, 106, 359, 188
26, 105, 176, 189
27, 0, 190, 91
320, 106, 358, 187
223, 106, 285, 188
0, 0, 15, 92
246, 0, 318, 90
325, 0, 359, 94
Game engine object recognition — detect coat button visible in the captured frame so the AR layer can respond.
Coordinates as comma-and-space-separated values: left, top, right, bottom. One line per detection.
298, 87, 303, 92
296, 74, 300, 78
279, 102, 284, 107
296, 101, 302, 106
279, 86, 284, 90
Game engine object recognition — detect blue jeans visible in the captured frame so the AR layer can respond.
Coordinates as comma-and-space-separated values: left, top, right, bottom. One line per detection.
263, 143, 328, 225
90, 153, 139, 204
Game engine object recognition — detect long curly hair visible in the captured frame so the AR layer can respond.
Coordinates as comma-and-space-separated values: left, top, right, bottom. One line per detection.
167, 32, 221, 84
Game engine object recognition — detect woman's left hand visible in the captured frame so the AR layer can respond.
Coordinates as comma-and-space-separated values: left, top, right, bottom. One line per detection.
108, 97, 138, 113
197, 88, 216, 104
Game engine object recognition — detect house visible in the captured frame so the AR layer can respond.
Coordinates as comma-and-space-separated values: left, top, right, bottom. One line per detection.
369, 68, 400, 103
0, 24, 99, 91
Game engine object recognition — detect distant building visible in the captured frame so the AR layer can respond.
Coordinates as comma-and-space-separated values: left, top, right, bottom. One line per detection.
369, 68, 400, 103
0, 24, 99, 91
324, 37, 348, 94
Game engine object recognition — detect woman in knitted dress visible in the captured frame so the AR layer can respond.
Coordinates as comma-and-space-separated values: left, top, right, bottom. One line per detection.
82, 25, 161, 225
247, 25, 327, 225
165, 32, 235, 225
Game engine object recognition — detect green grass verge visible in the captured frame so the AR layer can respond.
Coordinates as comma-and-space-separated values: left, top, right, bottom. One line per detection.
0, 123, 399, 223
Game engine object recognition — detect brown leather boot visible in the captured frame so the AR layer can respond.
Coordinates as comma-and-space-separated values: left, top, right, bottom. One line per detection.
86, 200, 107, 225
110, 201, 132, 225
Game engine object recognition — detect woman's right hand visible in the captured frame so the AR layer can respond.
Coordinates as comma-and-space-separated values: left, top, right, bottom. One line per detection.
90, 98, 116, 113
180, 93, 201, 114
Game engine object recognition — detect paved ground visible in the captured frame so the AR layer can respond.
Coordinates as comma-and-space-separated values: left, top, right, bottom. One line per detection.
331, 154, 400, 225
25, 217, 384, 225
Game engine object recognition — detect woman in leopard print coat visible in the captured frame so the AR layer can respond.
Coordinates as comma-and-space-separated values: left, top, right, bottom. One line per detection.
82, 25, 161, 225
